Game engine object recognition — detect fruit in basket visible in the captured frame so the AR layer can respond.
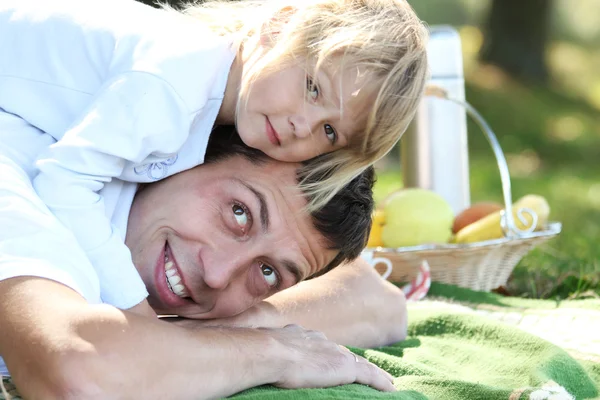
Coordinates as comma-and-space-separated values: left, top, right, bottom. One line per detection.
453, 194, 550, 244
367, 209, 386, 247
452, 202, 503, 233
381, 188, 454, 247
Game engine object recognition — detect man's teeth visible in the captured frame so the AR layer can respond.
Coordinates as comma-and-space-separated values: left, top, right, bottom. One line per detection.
164, 260, 189, 298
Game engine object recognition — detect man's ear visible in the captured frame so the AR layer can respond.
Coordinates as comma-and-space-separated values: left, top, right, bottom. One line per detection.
260, 6, 297, 47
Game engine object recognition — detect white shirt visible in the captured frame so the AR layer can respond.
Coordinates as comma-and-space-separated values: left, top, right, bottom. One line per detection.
0, 113, 141, 376
0, 154, 138, 378
0, 0, 236, 308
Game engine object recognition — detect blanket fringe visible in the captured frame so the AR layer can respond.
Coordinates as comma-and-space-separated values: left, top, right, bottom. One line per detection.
509, 381, 574, 400
0, 375, 11, 400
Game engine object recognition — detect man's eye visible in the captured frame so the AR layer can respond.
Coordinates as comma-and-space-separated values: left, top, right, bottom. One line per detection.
306, 76, 319, 101
260, 263, 280, 288
232, 203, 251, 234
324, 124, 337, 145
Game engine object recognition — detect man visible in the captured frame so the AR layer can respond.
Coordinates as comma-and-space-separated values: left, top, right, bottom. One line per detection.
0, 121, 407, 398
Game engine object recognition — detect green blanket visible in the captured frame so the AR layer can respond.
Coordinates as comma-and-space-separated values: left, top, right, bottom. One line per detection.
2, 285, 599, 399
231, 309, 599, 399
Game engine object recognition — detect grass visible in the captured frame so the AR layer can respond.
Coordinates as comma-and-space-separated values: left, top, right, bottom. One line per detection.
374, 68, 600, 300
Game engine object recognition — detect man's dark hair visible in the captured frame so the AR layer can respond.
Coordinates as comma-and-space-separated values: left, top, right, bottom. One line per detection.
205, 126, 375, 277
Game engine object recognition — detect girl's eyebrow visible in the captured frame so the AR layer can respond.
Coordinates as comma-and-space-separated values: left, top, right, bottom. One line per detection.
319, 67, 341, 110
319, 68, 352, 146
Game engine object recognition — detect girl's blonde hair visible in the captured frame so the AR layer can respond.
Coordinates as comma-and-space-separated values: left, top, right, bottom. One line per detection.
165, 0, 429, 211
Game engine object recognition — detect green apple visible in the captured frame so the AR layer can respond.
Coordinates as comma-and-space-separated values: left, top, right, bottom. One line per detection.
382, 188, 454, 247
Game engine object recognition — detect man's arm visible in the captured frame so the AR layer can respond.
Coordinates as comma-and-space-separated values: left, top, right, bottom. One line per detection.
0, 276, 394, 399
262, 258, 408, 347
178, 259, 408, 348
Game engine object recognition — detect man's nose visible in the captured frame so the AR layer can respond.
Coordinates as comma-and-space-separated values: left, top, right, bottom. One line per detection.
202, 254, 248, 291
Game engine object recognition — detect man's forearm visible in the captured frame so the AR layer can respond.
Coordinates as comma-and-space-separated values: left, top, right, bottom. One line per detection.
192, 259, 408, 348
0, 277, 285, 399
1, 277, 396, 398
264, 259, 408, 347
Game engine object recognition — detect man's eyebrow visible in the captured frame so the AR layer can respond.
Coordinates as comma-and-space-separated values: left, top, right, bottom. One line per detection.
237, 179, 269, 233
283, 260, 304, 285
236, 179, 305, 284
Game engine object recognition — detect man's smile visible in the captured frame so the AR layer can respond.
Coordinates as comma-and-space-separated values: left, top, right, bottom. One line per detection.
164, 249, 189, 298
153, 242, 195, 309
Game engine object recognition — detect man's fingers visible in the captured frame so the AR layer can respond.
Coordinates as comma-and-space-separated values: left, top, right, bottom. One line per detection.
354, 359, 397, 392
349, 352, 394, 383
383, 369, 394, 382
275, 327, 396, 392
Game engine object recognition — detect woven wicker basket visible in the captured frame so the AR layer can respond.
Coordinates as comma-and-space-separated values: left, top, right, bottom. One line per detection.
368, 87, 562, 292
371, 222, 561, 291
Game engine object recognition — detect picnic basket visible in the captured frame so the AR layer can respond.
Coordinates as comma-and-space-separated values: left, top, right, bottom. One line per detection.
370, 87, 562, 292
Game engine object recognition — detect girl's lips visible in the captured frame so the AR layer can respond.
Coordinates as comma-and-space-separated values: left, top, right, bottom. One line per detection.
265, 117, 281, 146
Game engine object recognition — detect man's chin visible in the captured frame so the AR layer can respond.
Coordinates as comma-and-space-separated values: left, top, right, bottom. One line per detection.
149, 299, 218, 319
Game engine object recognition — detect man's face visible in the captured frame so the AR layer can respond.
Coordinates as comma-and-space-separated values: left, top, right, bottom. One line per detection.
125, 155, 338, 319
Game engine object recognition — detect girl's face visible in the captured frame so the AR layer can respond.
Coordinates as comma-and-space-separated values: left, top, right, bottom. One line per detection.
234, 62, 375, 162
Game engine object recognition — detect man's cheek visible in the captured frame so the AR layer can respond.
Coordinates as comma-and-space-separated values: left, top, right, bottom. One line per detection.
177, 203, 220, 235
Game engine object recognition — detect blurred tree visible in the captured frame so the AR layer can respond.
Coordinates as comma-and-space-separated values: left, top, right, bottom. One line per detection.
136, 0, 156, 7
479, 0, 553, 84
136, 0, 187, 8
406, 0, 472, 27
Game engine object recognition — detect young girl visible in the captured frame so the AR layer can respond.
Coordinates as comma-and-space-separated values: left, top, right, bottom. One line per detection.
0, 0, 428, 311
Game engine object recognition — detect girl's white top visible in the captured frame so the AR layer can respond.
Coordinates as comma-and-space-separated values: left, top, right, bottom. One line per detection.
0, 0, 236, 308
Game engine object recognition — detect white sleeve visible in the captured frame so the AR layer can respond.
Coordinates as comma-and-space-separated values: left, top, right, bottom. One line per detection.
33, 71, 194, 309
0, 152, 101, 305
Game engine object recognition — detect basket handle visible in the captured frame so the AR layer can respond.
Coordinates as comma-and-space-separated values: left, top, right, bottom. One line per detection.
423, 86, 538, 238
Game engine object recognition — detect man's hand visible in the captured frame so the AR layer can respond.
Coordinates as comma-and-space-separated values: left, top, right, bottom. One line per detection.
271, 324, 396, 392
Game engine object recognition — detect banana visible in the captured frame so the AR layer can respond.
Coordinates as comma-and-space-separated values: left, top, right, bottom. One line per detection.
367, 209, 386, 247
453, 194, 550, 244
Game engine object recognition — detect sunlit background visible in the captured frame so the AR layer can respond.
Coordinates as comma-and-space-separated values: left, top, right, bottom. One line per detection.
375, 0, 600, 299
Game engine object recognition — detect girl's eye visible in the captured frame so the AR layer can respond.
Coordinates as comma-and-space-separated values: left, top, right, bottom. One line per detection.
232, 203, 251, 234
260, 263, 280, 288
306, 76, 319, 101
324, 124, 337, 145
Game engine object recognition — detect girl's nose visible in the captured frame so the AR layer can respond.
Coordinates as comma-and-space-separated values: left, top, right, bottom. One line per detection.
290, 109, 325, 140
289, 115, 311, 139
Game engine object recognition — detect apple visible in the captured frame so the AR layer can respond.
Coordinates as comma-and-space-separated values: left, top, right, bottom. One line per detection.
381, 188, 454, 247
452, 202, 503, 234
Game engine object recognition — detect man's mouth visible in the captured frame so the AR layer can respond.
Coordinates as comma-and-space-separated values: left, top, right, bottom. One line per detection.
265, 117, 281, 146
164, 251, 190, 299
